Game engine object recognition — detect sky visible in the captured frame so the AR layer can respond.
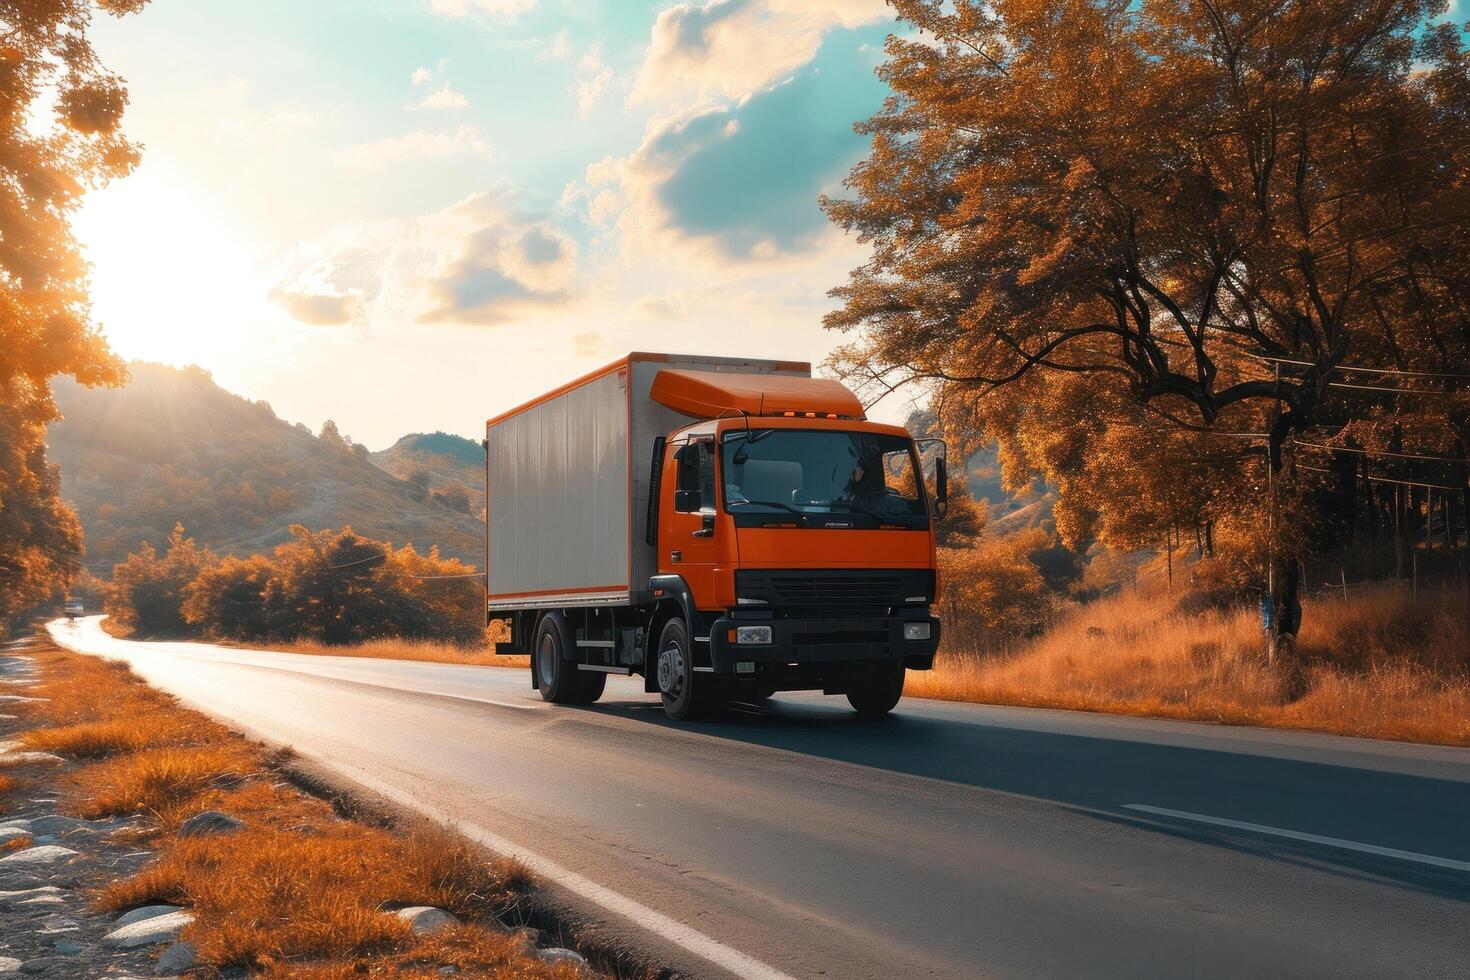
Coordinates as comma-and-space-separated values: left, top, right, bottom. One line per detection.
72, 0, 908, 450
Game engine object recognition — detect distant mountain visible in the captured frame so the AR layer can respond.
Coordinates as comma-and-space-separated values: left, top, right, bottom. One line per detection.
372, 431, 483, 518
48, 363, 484, 574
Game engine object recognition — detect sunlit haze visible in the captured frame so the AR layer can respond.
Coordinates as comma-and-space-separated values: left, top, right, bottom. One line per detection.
74, 0, 908, 448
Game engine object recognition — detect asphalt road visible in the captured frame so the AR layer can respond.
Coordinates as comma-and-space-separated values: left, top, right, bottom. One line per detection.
46, 617, 1470, 979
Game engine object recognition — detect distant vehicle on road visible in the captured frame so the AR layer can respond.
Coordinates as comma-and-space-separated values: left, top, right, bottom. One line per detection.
64, 598, 85, 620
484, 352, 946, 720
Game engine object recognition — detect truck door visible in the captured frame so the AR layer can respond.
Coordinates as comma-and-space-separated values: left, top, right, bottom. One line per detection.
664, 437, 720, 608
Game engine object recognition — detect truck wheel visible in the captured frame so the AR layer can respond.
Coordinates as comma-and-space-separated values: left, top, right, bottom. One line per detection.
847, 660, 906, 718
573, 670, 607, 705
535, 613, 584, 704
656, 618, 710, 721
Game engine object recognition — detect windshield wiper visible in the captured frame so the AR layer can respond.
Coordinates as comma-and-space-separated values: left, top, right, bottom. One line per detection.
826, 499, 891, 522
728, 499, 805, 516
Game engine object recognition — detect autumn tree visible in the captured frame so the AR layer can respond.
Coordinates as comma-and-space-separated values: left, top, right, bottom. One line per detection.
0, 0, 148, 630
182, 554, 274, 639
826, 0, 1470, 646
107, 524, 216, 636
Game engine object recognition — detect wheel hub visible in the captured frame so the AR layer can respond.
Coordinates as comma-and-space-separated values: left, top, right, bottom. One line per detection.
657, 642, 685, 698
537, 633, 557, 685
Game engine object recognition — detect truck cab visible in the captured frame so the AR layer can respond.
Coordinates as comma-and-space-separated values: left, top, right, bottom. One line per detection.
486, 353, 945, 721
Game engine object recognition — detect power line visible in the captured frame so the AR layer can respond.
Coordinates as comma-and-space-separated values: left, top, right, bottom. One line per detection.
1293, 440, 1466, 464
1253, 354, 1470, 381
1326, 381, 1465, 397
1296, 462, 1463, 492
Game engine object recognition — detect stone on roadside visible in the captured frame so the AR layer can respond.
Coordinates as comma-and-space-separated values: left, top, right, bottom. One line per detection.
19, 895, 66, 907
103, 909, 194, 949
394, 906, 460, 936
155, 941, 196, 975
24, 816, 84, 837
0, 957, 18, 974
0, 846, 77, 867
536, 948, 588, 971
49, 940, 81, 956
0, 751, 64, 768
0, 886, 63, 907
177, 810, 243, 838
114, 905, 184, 927
0, 827, 31, 847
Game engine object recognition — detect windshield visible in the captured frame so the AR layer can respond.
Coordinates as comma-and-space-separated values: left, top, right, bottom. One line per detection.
721, 429, 927, 528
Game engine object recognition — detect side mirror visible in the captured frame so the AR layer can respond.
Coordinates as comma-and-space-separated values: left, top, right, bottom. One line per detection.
934, 456, 949, 517
674, 489, 702, 513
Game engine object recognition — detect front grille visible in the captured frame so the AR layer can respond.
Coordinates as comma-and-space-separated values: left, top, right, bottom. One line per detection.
736, 569, 932, 614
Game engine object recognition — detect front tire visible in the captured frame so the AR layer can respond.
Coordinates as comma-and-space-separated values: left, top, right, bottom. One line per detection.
535, 613, 601, 704
847, 660, 905, 718
656, 618, 713, 720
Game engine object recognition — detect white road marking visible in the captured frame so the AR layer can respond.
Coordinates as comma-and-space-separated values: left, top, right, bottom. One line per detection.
1124, 804, 1470, 873
321, 761, 798, 980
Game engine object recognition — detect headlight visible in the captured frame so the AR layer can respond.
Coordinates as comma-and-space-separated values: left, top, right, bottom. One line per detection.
734, 625, 773, 645
903, 622, 932, 641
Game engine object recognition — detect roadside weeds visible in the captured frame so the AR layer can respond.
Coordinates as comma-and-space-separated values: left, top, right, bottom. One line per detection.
4, 641, 664, 978
910, 584, 1470, 747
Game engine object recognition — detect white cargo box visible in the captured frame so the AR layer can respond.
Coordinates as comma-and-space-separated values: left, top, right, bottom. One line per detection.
484, 352, 810, 611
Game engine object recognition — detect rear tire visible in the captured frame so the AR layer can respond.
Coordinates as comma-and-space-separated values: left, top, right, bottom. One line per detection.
847, 660, 905, 718
656, 618, 714, 720
574, 670, 606, 705
534, 613, 583, 704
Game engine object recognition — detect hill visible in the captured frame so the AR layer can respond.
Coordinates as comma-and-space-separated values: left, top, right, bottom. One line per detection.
47, 363, 484, 573
371, 432, 483, 518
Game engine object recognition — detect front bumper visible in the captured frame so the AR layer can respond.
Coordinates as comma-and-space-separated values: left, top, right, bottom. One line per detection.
707, 613, 940, 673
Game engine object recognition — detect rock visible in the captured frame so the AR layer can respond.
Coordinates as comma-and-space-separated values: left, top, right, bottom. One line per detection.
103, 909, 194, 948
0, 886, 63, 906
37, 913, 80, 934
394, 906, 460, 936
0, 957, 18, 974
0, 752, 64, 768
0, 818, 33, 830
0, 827, 31, 846
48, 941, 81, 956
536, 948, 588, 971
155, 941, 196, 975
177, 810, 243, 838
0, 696, 45, 704
114, 905, 185, 927
0, 846, 77, 866
18, 895, 66, 907
19, 957, 67, 974
24, 816, 84, 837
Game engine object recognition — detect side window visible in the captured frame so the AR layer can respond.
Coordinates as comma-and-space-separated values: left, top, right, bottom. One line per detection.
695, 441, 716, 511
674, 440, 716, 513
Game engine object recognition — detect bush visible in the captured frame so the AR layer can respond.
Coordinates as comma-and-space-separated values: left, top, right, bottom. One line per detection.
109, 524, 483, 646
107, 524, 216, 637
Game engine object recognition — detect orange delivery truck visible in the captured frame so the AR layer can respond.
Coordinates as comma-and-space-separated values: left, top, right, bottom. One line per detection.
484, 352, 946, 720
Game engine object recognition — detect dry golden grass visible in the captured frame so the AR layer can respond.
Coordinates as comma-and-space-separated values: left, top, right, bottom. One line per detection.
910, 582, 1470, 746
11, 648, 581, 977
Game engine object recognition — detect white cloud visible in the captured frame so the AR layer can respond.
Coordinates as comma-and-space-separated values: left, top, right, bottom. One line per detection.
270, 189, 581, 328
334, 125, 493, 167
411, 67, 434, 87
630, 0, 889, 105
549, 29, 572, 60
575, 44, 614, 117
426, 0, 536, 21
418, 82, 470, 110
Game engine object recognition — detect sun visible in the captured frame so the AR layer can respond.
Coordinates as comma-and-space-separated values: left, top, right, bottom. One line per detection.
72, 163, 269, 369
